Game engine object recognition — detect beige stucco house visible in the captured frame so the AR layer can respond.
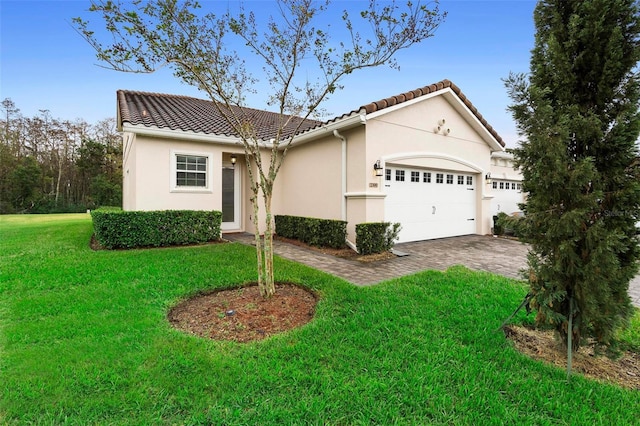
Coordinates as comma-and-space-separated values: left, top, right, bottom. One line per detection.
117, 79, 523, 247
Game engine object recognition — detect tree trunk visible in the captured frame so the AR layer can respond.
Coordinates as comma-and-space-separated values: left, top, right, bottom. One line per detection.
262, 192, 275, 297
251, 191, 264, 293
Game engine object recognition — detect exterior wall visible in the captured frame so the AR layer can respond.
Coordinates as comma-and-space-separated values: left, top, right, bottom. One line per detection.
363, 95, 496, 236
122, 92, 515, 244
122, 133, 245, 230
272, 134, 343, 220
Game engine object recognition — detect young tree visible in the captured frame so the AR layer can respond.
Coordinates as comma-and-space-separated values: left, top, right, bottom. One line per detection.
505, 0, 640, 357
74, 0, 446, 297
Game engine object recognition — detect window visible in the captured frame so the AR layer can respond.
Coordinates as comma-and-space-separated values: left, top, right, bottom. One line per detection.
466, 176, 473, 186
517, 183, 522, 190
411, 171, 420, 182
385, 169, 392, 181
423, 172, 431, 183
395, 170, 405, 182
512, 182, 516, 190
446, 174, 454, 184
499, 182, 504, 189
492, 181, 497, 189
176, 154, 207, 187
457, 175, 464, 185
436, 173, 444, 184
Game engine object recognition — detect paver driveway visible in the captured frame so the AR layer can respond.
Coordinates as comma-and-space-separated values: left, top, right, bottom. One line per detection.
226, 233, 640, 308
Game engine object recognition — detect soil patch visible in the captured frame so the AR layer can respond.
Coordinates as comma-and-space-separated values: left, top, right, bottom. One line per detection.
504, 325, 640, 390
168, 283, 317, 342
274, 236, 396, 262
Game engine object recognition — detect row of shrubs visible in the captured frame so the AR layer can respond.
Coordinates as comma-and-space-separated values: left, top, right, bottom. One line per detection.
91, 208, 222, 249
274, 215, 347, 249
91, 209, 399, 254
274, 214, 400, 255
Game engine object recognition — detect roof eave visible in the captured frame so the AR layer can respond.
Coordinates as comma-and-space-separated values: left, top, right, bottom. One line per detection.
121, 123, 249, 146
282, 112, 367, 149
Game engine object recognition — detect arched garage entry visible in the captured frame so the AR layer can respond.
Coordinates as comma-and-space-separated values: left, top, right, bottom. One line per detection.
383, 153, 484, 243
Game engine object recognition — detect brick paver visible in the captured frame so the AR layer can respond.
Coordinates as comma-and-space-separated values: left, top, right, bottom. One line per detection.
225, 233, 640, 308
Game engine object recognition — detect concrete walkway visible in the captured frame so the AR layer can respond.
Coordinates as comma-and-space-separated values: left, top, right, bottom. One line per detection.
225, 233, 640, 308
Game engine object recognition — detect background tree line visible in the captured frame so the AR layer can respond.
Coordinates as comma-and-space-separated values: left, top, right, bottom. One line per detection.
0, 98, 122, 214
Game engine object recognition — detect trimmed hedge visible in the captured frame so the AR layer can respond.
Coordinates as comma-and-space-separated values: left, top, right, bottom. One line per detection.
91, 209, 222, 249
356, 222, 401, 255
494, 212, 524, 237
275, 215, 347, 249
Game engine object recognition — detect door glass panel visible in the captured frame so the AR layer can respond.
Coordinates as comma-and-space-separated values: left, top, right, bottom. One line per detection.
222, 168, 235, 222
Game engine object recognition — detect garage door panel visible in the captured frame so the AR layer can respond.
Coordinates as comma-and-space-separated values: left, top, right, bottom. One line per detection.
384, 167, 476, 243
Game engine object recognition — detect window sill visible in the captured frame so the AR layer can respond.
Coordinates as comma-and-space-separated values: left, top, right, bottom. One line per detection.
170, 187, 213, 194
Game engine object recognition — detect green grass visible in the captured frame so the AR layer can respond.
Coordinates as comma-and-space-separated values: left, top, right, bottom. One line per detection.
1, 214, 639, 425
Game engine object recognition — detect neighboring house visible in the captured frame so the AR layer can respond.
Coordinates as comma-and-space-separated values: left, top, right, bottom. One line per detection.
490, 151, 525, 218
117, 79, 524, 246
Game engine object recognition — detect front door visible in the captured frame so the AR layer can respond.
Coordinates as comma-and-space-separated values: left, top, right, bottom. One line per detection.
221, 165, 240, 231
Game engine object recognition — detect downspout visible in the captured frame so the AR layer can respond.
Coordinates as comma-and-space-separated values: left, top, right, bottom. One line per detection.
333, 129, 358, 252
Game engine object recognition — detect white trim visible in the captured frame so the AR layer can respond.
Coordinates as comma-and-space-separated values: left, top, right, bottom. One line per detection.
122, 112, 366, 151
381, 152, 492, 199
170, 150, 213, 193
382, 152, 484, 173
284, 113, 366, 148
124, 123, 244, 146
221, 163, 241, 231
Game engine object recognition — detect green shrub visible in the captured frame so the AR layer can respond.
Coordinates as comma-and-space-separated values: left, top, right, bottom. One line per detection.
91, 209, 222, 249
275, 215, 347, 249
356, 222, 401, 255
495, 212, 524, 237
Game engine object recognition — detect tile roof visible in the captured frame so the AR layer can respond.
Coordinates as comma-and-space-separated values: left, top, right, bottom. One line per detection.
117, 79, 504, 147
117, 91, 322, 140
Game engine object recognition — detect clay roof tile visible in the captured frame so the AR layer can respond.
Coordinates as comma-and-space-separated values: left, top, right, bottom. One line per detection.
117, 78, 505, 147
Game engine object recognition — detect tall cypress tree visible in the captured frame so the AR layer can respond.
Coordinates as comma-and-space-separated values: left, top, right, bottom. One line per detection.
506, 0, 640, 352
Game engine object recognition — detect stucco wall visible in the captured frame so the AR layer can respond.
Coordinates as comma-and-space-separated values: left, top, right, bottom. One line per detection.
363, 94, 496, 236
122, 134, 245, 223
272, 134, 343, 220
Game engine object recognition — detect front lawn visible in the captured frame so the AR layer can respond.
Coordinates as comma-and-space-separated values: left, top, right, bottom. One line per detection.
1, 214, 638, 424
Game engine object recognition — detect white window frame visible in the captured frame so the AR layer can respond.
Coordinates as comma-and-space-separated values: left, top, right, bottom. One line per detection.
170, 150, 213, 193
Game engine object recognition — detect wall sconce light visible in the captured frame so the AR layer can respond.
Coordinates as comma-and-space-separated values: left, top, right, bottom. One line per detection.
230, 154, 237, 168
373, 160, 384, 177
485, 172, 492, 185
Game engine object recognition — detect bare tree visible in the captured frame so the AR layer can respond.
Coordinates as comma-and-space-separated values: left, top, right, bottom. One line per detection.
74, 0, 447, 297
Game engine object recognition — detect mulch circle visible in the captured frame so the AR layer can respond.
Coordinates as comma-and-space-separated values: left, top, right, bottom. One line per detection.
168, 283, 318, 343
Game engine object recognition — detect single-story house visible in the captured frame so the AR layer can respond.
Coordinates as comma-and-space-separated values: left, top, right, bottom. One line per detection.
117, 79, 524, 246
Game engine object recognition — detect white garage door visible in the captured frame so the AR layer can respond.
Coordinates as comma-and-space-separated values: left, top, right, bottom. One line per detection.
384, 167, 477, 243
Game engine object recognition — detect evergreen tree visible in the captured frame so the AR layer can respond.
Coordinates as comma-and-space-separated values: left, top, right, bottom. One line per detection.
505, 0, 640, 352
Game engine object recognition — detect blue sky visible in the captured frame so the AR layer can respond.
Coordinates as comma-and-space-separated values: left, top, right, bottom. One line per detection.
0, 0, 536, 146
